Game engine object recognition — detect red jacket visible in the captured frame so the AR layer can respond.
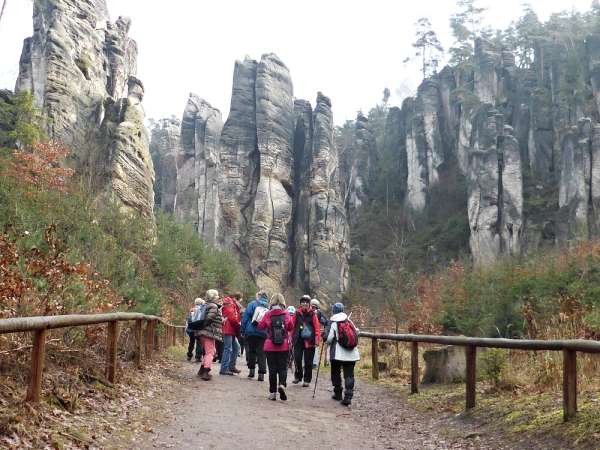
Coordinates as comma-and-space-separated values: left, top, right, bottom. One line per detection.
221, 297, 241, 336
258, 307, 294, 352
291, 308, 321, 348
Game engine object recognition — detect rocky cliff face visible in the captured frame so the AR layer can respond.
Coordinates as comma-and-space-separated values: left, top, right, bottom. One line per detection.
16, 0, 154, 219
153, 55, 349, 301
150, 118, 180, 213
342, 34, 600, 266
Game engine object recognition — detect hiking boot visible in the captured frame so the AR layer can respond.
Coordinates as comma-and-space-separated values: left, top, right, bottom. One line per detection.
332, 388, 343, 401
257, 373, 265, 382
197, 367, 205, 377
186, 355, 192, 362
230, 367, 241, 374
292, 378, 301, 384
278, 385, 287, 401
201, 369, 212, 381
302, 382, 310, 387
268, 393, 276, 401
341, 397, 352, 406
247, 368, 255, 378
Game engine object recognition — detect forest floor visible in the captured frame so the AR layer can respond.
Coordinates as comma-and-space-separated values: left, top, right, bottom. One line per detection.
107, 347, 569, 450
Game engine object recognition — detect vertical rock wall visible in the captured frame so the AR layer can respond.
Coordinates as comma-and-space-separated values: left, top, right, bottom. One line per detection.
16, 0, 155, 220
154, 55, 349, 301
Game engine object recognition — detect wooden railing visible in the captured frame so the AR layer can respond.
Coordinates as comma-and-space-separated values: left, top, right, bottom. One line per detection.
0, 313, 186, 403
360, 331, 600, 422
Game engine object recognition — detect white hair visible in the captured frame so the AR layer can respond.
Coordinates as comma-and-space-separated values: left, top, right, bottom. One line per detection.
205, 289, 219, 301
194, 298, 205, 305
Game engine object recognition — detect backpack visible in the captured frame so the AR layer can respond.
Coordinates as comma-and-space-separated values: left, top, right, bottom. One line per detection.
337, 320, 358, 349
188, 304, 207, 331
251, 305, 268, 326
271, 314, 286, 345
300, 316, 314, 340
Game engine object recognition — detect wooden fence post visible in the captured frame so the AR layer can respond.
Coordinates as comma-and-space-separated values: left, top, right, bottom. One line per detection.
154, 321, 160, 352
26, 329, 47, 402
180, 327, 185, 346
134, 319, 143, 369
411, 342, 419, 394
106, 321, 119, 383
563, 349, 577, 421
145, 320, 154, 359
371, 338, 379, 380
465, 345, 477, 410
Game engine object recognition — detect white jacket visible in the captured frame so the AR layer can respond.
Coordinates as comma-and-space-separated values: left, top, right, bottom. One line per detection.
326, 312, 360, 362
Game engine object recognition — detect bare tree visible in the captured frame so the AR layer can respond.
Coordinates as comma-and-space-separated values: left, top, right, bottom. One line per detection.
0, 1, 7, 27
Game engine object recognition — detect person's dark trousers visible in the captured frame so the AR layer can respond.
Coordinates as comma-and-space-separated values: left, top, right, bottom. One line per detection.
294, 344, 315, 382
331, 360, 356, 400
239, 336, 245, 356
246, 336, 267, 374
214, 339, 224, 362
187, 331, 202, 360
266, 351, 288, 393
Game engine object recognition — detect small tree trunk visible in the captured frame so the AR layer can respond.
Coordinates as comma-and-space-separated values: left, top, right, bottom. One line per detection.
0, 1, 7, 27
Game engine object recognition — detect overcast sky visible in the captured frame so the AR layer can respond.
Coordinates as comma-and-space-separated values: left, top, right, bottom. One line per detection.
0, 0, 593, 124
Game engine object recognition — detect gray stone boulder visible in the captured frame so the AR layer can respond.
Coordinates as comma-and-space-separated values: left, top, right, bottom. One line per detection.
422, 346, 466, 384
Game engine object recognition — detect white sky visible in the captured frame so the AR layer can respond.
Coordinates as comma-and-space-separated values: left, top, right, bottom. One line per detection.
0, 0, 593, 124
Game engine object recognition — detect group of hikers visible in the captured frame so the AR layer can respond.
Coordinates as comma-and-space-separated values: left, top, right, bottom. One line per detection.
186, 290, 360, 405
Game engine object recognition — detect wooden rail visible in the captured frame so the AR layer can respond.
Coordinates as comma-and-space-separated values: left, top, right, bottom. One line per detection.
0, 313, 186, 403
360, 331, 600, 422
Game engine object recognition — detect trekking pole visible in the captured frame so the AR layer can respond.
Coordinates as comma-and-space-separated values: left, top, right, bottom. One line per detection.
312, 340, 326, 399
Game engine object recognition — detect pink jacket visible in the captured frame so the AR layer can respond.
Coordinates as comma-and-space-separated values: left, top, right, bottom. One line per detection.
258, 307, 294, 352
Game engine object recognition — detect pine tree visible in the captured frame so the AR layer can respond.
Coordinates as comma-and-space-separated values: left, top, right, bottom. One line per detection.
449, 0, 488, 66
404, 17, 444, 79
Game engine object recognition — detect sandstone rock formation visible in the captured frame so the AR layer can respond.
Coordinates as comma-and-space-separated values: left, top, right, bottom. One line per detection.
16, 0, 154, 219
340, 33, 600, 266
177, 95, 223, 244
150, 117, 180, 214
153, 55, 349, 301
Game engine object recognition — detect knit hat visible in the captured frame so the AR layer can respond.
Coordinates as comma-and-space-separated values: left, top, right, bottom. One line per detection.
310, 298, 320, 308
300, 295, 311, 304
287, 306, 296, 315
332, 302, 344, 315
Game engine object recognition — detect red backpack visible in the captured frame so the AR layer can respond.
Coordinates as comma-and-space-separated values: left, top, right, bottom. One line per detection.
337, 320, 358, 349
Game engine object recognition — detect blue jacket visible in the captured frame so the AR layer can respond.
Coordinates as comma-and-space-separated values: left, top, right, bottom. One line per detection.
241, 297, 269, 338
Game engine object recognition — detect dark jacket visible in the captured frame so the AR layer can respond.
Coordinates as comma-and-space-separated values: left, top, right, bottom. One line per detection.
241, 297, 269, 338
195, 301, 223, 342
292, 309, 321, 348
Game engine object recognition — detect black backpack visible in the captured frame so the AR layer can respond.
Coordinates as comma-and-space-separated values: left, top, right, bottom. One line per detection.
271, 314, 286, 345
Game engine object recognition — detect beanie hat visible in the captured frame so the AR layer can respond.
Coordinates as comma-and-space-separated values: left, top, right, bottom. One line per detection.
287, 306, 296, 315
300, 295, 311, 304
310, 298, 320, 308
332, 302, 344, 315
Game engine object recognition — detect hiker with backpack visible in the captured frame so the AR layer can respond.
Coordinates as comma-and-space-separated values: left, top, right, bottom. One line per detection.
220, 292, 242, 375
241, 290, 269, 381
311, 298, 329, 368
257, 293, 294, 401
196, 289, 223, 381
291, 295, 321, 387
186, 298, 204, 362
326, 302, 360, 406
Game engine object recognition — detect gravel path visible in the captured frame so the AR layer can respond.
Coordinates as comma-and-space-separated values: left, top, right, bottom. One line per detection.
119, 361, 549, 450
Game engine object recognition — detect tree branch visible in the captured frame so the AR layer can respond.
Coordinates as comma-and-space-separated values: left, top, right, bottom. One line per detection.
0, 0, 7, 27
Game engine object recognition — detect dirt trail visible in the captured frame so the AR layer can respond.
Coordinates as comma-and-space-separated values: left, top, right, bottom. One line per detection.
112, 361, 537, 450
